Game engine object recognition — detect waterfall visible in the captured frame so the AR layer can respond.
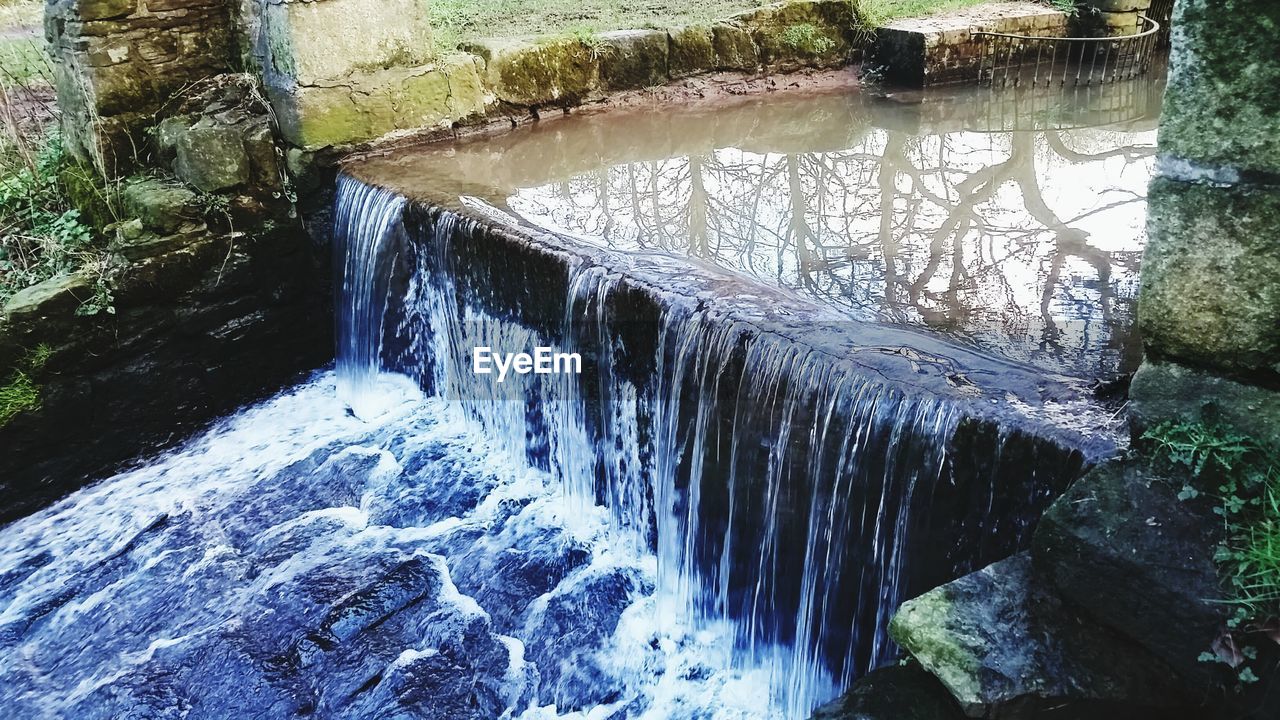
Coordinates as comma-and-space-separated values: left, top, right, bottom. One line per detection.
334, 175, 408, 418
331, 175, 1075, 717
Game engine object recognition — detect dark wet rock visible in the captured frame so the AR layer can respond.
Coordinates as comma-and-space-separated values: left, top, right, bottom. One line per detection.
1033, 459, 1230, 691
1, 474, 533, 720
890, 553, 1196, 718
524, 563, 649, 710
810, 661, 964, 720
227, 445, 396, 544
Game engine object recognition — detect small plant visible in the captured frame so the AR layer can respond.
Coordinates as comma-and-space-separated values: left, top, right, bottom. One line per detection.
780, 23, 837, 55
1, 130, 116, 314
1146, 421, 1280, 687
0, 344, 52, 426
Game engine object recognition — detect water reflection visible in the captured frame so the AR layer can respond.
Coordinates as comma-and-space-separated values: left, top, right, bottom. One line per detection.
356, 74, 1163, 381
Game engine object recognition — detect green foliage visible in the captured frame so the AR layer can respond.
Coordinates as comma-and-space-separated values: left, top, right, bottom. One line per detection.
0, 35, 48, 87
0, 343, 51, 426
1145, 421, 1280, 685
780, 23, 836, 55
0, 131, 116, 314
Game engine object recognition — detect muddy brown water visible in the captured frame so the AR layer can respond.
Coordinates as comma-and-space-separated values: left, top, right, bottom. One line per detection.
354, 70, 1163, 384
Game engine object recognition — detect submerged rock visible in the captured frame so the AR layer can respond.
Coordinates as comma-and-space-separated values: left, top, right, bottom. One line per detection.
889, 553, 1195, 718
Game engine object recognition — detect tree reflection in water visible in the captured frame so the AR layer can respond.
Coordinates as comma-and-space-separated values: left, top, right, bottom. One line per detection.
508, 123, 1156, 381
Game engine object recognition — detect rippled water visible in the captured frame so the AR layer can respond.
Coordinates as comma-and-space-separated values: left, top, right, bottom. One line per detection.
0, 374, 782, 719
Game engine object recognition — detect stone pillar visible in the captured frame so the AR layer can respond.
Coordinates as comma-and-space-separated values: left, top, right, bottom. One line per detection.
1086, 0, 1154, 37
1131, 0, 1280, 446
46, 0, 234, 175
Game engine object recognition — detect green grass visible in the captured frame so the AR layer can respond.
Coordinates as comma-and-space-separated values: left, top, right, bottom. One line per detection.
0, 0, 45, 86
1145, 422, 1280, 684
426, 0, 769, 54
855, 0, 994, 26
423, 0, 1072, 56
0, 343, 50, 426
0, 36, 49, 87
1, 131, 113, 314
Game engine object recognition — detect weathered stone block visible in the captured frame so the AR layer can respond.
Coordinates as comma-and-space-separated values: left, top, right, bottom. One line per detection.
121, 178, 200, 233
1159, 0, 1280, 175
174, 121, 251, 192
77, 0, 135, 21
1130, 360, 1280, 451
2, 274, 95, 324
273, 55, 489, 149
890, 553, 1192, 717
732, 0, 855, 70
1033, 459, 1229, 691
711, 23, 758, 70
668, 25, 715, 78
597, 30, 669, 91
1139, 177, 1280, 377
472, 37, 599, 107
875, 2, 1068, 86
259, 0, 433, 87
1090, 0, 1152, 11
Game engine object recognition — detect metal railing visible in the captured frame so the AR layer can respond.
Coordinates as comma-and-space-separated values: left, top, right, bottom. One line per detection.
975, 15, 1163, 88
1149, 0, 1176, 48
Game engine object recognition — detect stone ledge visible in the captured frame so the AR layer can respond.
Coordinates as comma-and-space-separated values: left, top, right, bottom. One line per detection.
272, 0, 865, 150
873, 1, 1068, 87
1130, 360, 1280, 451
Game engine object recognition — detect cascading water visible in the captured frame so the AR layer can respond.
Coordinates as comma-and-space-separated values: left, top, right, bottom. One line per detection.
334, 177, 408, 417
332, 173, 1072, 716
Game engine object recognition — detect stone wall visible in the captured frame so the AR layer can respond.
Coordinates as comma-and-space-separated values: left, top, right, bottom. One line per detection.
46, 0, 235, 174
1131, 0, 1280, 443
874, 2, 1067, 87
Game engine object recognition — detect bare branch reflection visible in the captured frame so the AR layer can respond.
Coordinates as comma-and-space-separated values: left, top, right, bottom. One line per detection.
508, 124, 1156, 379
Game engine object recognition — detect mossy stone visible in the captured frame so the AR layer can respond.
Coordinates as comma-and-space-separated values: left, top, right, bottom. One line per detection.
121, 177, 200, 233
1139, 177, 1280, 377
711, 23, 759, 71
597, 30, 669, 91
669, 26, 716, 78
1159, 0, 1280, 175
478, 37, 600, 107
732, 0, 855, 70
891, 554, 1193, 716
77, 0, 136, 22
2, 274, 94, 326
